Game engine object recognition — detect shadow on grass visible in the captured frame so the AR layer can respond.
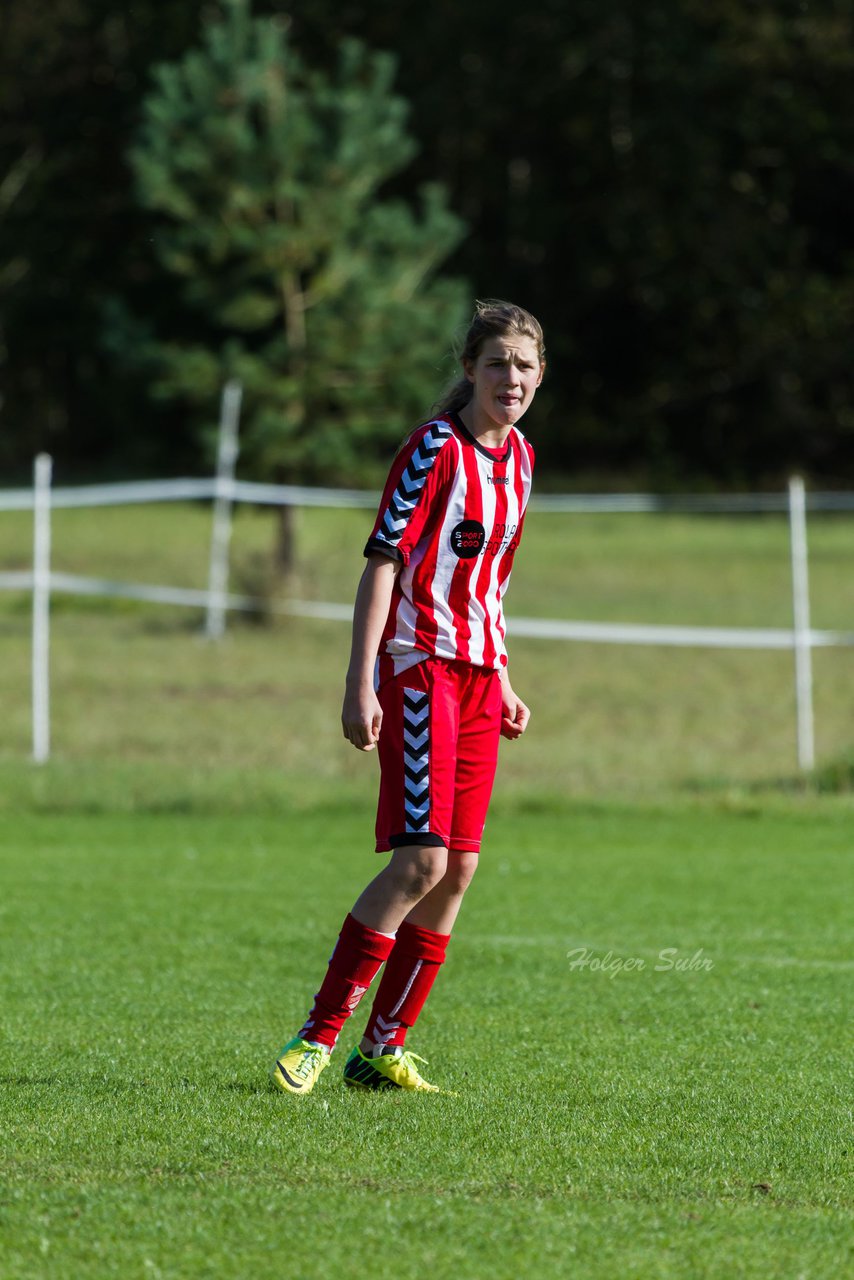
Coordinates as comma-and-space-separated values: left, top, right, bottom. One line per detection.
222, 1080, 272, 1097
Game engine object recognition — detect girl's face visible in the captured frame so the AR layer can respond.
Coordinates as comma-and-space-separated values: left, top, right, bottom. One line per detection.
463, 334, 544, 433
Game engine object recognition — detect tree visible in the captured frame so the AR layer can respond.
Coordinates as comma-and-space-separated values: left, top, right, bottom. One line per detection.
122, 0, 467, 563
0, 0, 210, 479
6, 0, 854, 488
293, 0, 854, 486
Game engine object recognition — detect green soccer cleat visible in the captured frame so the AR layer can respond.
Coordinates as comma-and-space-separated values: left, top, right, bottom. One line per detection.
343, 1045, 440, 1093
271, 1037, 330, 1095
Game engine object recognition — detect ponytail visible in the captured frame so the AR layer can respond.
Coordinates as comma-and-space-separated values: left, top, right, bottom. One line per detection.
433, 376, 473, 417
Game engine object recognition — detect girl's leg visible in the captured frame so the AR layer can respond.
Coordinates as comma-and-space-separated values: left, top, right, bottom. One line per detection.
360, 849, 478, 1055
296, 844, 448, 1050
405, 847, 479, 934
351, 844, 450, 933
357, 667, 499, 1059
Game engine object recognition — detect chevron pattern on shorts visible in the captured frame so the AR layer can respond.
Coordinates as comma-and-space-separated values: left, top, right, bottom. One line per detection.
402, 688, 430, 832
379, 423, 453, 546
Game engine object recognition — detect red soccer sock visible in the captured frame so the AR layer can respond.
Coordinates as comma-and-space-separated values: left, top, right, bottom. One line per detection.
299, 913, 396, 1050
362, 920, 450, 1052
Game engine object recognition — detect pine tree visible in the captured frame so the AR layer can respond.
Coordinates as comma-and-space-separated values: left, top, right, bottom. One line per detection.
126, 0, 468, 532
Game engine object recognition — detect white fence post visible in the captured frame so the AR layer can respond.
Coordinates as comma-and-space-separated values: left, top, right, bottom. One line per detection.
32, 453, 53, 764
204, 380, 242, 640
788, 475, 815, 771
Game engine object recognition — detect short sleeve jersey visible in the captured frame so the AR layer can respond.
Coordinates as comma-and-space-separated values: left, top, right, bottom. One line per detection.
365, 412, 535, 676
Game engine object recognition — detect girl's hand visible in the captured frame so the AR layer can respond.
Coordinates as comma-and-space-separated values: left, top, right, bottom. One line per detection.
499, 676, 530, 740
342, 684, 383, 751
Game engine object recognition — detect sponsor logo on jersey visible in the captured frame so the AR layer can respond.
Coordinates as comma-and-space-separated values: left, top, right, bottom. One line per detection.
488, 473, 510, 485
450, 520, 486, 558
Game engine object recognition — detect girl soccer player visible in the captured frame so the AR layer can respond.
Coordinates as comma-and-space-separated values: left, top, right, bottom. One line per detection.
272, 299, 545, 1094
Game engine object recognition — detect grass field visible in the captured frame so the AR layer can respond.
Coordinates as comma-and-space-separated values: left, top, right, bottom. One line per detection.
0, 500, 852, 1277
1, 795, 851, 1278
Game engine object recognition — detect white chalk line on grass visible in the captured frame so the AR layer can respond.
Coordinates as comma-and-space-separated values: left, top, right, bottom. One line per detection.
725, 954, 854, 970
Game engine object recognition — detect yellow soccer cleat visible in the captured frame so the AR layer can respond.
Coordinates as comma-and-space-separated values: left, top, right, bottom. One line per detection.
271, 1037, 330, 1095
343, 1045, 440, 1093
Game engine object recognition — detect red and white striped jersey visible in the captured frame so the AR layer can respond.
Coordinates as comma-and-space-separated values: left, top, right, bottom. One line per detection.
365, 413, 535, 676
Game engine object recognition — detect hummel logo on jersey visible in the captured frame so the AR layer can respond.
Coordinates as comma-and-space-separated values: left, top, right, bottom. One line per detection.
488, 474, 510, 484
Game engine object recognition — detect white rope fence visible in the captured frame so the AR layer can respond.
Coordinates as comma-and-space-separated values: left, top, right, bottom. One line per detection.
2, 387, 852, 769
4, 476, 854, 515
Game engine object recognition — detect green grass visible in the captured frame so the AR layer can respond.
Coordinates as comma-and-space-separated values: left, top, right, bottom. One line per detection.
1, 502, 853, 793
0, 500, 852, 1275
0, 795, 850, 1278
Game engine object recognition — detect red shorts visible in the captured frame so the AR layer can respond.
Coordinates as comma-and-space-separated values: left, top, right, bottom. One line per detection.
375, 657, 502, 854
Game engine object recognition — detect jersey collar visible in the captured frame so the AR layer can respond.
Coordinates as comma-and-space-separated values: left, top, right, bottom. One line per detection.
449, 413, 513, 463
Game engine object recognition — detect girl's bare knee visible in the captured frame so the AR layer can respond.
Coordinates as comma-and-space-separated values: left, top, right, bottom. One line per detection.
444, 848, 479, 895
389, 845, 448, 902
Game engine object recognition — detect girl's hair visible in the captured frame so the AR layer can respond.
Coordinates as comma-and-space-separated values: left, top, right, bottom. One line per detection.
433, 299, 546, 417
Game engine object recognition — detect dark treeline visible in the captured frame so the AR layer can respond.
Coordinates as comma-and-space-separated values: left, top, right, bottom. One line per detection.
2, 0, 853, 487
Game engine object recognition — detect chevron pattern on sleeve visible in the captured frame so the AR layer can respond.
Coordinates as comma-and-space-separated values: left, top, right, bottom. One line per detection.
378, 422, 453, 547
402, 688, 431, 833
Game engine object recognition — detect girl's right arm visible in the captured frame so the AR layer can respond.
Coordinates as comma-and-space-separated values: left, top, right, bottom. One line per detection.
341, 552, 401, 751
